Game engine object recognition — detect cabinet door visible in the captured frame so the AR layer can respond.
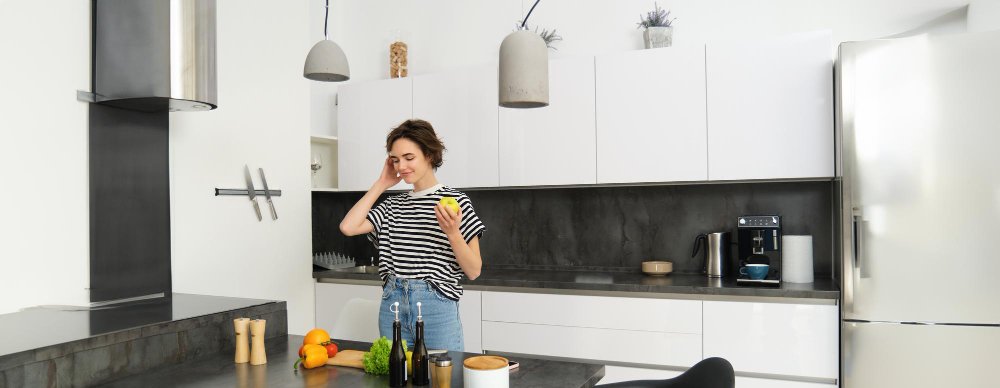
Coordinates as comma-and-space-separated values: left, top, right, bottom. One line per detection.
703, 300, 838, 380
459, 290, 482, 353
596, 47, 708, 184
314, 282, 383, 342
706, 30, 833, 180
337, 78, 412, 191
499, 56, 597, 186
413, 66, 499, 189
482, 321, 702, 368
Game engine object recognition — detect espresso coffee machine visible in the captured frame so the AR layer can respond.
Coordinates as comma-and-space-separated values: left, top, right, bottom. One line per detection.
736, 215, 782, 286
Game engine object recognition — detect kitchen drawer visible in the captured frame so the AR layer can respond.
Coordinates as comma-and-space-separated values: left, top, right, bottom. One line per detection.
735, 376, 836, 388
598, 366, 684, 385
482, 291, 701, 333
703, 300, 838, 379
482, 321, 702, 367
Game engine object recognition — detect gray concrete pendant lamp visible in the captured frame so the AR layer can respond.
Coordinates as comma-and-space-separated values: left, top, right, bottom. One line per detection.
304, 0, 350, 82
499, 0, 549, 108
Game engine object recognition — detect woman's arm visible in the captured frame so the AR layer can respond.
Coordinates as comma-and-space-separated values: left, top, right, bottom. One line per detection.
434, 204, 483, 280
339, 157, 400, 236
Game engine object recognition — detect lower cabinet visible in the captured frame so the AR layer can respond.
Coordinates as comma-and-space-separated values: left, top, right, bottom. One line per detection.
599, 366, 684, 385
703, 300, 839, 382
735, 376, 836, 388
314, 282, 483, 353
316, 283, 839, 386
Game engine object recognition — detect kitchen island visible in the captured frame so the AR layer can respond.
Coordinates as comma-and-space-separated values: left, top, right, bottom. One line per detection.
102, 335, 605, 387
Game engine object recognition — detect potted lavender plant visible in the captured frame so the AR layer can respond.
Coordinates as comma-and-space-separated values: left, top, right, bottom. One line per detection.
637, 3, 676, 49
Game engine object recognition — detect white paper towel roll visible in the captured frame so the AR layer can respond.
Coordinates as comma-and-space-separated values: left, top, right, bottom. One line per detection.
782, 235, 814, 283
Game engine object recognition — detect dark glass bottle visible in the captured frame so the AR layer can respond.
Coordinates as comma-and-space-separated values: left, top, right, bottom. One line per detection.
412, 302, 430, 386
389, 302, 407, 387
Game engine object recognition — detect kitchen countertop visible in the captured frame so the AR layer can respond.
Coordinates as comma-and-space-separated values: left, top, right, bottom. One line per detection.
101, 335, 605, 388
0, 293, 279, 359
314, 267, 840, 301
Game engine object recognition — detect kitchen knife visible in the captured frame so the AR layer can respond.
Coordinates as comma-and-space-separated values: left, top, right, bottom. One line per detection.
258, 168, 278, 220
244, 165, 262, 221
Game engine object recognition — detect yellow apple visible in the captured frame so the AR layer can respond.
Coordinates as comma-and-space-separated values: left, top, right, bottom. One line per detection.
439, 196, 460, 214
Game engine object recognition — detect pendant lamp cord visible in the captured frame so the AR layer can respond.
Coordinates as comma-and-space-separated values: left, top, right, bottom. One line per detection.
323, 0, 329, 40
521, 0, 541, 29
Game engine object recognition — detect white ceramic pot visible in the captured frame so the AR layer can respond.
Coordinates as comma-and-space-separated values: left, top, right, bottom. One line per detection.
463, 355, 509, 388
643, 26, 673, 49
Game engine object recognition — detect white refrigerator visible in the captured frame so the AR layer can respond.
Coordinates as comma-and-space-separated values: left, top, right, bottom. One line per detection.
837, 30, 1000, 387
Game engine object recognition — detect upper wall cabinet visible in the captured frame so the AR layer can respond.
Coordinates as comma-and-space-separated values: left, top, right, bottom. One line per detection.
706, 31, 834, 181
499, 57, 597, 187
412, 65, 499, 189
337, 78, 412, 192
596, 46, 708, 184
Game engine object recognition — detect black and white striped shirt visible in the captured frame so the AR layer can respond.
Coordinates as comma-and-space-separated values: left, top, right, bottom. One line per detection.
366, 184, 486, 301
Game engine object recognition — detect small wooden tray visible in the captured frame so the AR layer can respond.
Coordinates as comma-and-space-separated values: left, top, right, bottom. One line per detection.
325, 350, 366, 369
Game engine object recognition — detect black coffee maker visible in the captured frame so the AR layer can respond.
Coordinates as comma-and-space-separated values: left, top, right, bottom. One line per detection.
736, 215, 782, 286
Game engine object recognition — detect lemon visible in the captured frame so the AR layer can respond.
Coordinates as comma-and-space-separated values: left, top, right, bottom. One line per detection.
439, 196, 460, 214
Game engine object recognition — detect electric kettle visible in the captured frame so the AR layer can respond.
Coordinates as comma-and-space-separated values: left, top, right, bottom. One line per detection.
692, 232, 731, 278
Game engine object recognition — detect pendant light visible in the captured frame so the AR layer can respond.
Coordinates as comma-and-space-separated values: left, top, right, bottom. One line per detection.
304, 0, 350, 82
499, 0, 548, 108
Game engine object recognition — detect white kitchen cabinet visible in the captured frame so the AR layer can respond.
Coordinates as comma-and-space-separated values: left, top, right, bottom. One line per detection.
703, 300, 839, 381
412, 66, 499, 189
598, 367, 684, 386
315, 282, 483, 353
337, 78, 412, 192
314, 282, 383, 342
735, 376, 836, 388
482, 321, 702, 367
459, 290, 483, 353
482, 291, 701, 334
706, 30, 834, 181
595, 46, 708, 184
481, 291, 702, 368
498, 56, 597, 186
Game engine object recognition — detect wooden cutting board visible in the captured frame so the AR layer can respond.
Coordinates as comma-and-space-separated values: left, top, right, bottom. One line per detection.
325, 350, 366, 369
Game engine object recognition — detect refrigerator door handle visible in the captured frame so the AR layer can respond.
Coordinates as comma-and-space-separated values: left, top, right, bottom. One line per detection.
853, 212, 870, 278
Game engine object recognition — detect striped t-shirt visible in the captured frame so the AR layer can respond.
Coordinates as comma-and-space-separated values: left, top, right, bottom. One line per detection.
366, 184, 486, 301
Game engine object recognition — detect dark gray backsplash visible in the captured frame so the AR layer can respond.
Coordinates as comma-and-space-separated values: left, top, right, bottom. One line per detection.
89, 103, 171, 302
313, 181, 835, 278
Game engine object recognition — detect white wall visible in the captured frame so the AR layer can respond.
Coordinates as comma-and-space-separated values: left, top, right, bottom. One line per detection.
0, 1, 91, 314
0, 1, 316, 335
310, 0, 975, 136
169, 0, 314, 334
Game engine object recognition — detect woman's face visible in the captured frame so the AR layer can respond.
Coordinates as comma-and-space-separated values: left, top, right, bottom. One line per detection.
388, 138, 432, 185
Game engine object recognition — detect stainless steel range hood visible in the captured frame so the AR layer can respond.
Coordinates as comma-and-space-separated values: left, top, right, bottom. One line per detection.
93, 0, 217, 112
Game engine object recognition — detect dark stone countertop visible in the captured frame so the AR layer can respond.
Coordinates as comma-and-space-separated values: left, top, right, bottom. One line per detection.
102, 335, 605, 388
314, 267, 840, 300
0, 293, 279, 359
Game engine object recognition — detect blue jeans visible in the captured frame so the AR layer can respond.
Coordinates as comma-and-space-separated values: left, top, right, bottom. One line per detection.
378, 276, 464, 352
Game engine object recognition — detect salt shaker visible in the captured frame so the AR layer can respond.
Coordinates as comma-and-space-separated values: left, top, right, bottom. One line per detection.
249, 319, 267, 365
234, 318, 250, 363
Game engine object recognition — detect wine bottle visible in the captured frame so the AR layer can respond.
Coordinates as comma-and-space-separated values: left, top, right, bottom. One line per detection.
389, 302, 407, 387
412, 302, 430, 386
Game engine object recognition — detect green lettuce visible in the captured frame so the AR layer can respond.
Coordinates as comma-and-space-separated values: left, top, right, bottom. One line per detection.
362, 336, 407, 375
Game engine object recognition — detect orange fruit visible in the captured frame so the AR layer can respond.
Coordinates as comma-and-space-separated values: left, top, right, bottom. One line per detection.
303, 328, 331, 345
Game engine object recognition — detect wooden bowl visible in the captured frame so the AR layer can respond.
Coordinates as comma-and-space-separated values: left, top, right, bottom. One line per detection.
641, 261, 673, 276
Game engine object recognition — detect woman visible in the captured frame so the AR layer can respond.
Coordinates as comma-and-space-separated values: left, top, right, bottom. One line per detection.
339, 119, 485, 351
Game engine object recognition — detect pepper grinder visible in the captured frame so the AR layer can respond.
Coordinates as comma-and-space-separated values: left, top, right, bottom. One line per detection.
249, 319, 267, 365
234, 318, 250, 364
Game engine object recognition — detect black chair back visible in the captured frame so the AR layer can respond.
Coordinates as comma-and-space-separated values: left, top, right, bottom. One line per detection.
599, 357, 735, 388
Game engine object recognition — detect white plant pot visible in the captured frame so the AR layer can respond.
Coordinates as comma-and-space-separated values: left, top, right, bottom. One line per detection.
643, 26, 673, 49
